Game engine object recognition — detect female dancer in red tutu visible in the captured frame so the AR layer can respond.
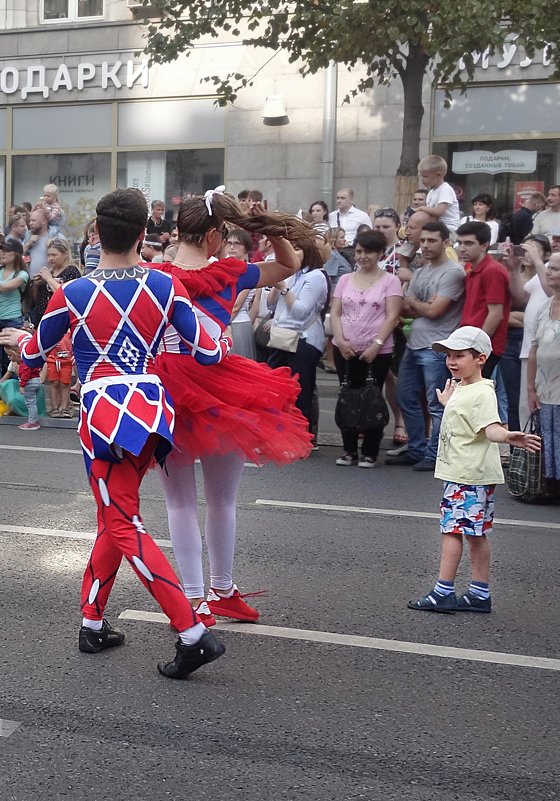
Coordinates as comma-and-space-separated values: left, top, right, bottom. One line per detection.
154, 188, 320, 624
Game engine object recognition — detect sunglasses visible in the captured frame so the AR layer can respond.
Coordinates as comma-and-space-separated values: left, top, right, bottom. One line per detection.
373, 208, 399, 221
523, 234, 552, 248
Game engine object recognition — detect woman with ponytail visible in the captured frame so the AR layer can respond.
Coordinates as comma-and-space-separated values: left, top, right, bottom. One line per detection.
153, 187, 318, 625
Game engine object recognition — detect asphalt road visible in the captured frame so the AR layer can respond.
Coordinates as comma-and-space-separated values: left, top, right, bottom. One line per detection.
1, 421, 559, 801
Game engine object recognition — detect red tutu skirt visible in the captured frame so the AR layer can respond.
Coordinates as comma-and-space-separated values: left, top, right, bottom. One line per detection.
155, 352, 313, 464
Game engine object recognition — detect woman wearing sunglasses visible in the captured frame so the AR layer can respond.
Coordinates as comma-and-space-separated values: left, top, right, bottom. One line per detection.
373, 208, 403, 274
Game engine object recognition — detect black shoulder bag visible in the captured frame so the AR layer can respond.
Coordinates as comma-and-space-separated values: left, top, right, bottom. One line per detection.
334, 363, 390, 431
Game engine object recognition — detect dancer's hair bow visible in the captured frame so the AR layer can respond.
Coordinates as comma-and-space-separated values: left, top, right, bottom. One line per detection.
203, 185, 226, 216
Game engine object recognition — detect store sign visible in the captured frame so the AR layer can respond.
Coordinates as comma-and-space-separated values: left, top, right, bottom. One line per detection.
458, 38, 553, 72
514, 181, 545, 211
452, 150, 537, 175
0, 60, 149, 101
126, 153, 166, 208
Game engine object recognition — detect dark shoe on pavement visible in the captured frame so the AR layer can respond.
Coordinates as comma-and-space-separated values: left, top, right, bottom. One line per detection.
385, 450, 421, 466
79, 619, 125, 653
336, 452, 358, 466
408, 591, 458, 613
456, 591, 492, 613
412, 457, 436, 472
157, 631, 225, 679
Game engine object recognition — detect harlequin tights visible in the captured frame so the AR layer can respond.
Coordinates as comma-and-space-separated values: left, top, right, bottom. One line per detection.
159, 451, 245, 598
80, 437, 198, 632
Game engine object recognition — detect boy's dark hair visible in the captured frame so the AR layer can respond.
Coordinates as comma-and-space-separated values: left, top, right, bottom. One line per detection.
248, 189, 263, 202
420, 221, 450, 240
354, 230, 387, 253
227, 229, 253, 253
21, 202, 32, 213
457, 220, 492, 245
96, 188, 148, 255
237, 190, 250, 201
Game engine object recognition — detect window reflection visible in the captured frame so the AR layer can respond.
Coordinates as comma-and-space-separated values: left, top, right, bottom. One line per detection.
117, 149, 224, 212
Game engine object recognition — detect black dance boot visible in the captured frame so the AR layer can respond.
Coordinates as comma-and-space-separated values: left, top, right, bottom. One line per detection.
79, 619, 125, 654
157, 631, 225, 679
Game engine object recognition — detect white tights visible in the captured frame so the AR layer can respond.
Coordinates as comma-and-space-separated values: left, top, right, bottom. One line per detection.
159, 451, 245, 598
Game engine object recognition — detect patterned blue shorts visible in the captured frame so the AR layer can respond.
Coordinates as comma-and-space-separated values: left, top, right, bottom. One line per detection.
440, 483, 496, 537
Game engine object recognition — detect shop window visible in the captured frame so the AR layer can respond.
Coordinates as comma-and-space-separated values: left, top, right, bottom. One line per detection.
434, 140, 557, 218
12, 153, 111, 244
0, 157, 6, 233
117, 149, 224, 215
42, 0, 103, 22
13, 105, 112, 150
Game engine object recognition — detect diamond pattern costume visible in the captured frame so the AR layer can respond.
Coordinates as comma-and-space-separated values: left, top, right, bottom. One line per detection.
16, 266, 231, 629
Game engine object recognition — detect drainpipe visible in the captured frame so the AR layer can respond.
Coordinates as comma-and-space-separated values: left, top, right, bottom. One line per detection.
320, 61, 338, 210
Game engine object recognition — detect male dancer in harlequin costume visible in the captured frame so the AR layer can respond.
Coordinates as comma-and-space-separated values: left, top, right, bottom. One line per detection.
0, 188, 231, 680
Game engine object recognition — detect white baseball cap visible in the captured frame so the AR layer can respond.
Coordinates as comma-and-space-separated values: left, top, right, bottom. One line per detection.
432, 326, 492, 357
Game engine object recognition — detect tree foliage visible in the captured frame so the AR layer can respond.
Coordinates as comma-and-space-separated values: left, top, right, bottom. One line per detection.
140, 0, 558, 180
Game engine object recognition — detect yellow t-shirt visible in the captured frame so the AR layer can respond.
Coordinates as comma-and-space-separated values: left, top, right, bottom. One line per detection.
434, 379, 504, 486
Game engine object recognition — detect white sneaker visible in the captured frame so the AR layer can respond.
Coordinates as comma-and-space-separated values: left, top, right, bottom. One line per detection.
358, 457, 377, 468
386, 444, 408, 457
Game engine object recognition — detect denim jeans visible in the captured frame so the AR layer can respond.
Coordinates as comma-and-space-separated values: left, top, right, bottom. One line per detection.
498, 327, 523, 432
23, 378, 41, 424
396, 346, 450, 461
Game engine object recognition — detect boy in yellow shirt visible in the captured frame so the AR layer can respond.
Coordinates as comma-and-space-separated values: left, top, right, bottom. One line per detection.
408, 326, 540, 613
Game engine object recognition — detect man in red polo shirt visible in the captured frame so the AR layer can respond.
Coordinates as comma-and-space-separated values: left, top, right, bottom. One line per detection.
456, 221, 511, 377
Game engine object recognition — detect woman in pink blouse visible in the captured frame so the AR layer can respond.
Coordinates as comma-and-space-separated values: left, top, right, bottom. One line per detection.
330, 230, 403, 467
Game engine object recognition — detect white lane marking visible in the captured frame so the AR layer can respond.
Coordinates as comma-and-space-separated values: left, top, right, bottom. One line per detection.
255, 499, 560, 532
0, 524, 172, 549
118, 609, 560, 672
0, 719, 22, 737
0, 444, 82, 455
0, 444, 259, 467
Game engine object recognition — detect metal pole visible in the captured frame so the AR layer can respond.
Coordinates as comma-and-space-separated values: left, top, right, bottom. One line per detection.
320, 61, 338, 211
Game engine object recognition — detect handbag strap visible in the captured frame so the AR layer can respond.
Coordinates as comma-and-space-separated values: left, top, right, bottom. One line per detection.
341, 362, 378, 387
365, 365, 379, 386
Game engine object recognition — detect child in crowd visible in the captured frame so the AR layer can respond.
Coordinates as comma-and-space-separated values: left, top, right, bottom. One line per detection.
408, 326, 540, 614
38, 183, 63, 237
47, 330, 74, 417
83, 223, 101, 274
0, 342, 43, 429
416, 155, 461, 233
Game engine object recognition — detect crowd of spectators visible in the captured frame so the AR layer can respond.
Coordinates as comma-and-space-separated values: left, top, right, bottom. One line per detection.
1, 171, 559, 500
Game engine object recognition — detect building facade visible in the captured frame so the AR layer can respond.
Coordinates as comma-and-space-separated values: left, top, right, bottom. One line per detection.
0, 2, 557, 237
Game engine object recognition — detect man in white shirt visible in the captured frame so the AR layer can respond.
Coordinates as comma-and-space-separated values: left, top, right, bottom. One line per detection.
532, 185, 560, 236
328, 188, 371, 245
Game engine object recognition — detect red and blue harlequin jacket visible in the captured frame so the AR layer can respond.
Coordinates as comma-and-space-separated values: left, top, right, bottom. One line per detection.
16, 265, 231, 474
